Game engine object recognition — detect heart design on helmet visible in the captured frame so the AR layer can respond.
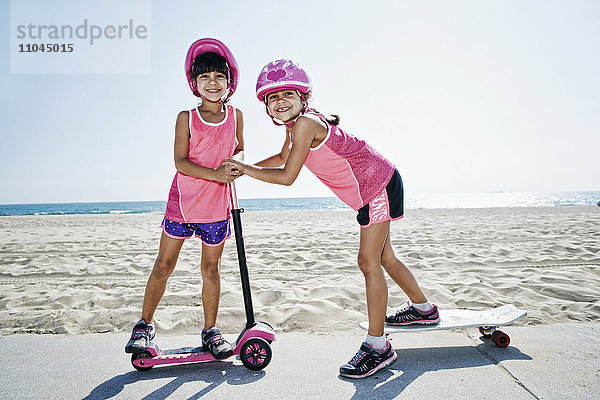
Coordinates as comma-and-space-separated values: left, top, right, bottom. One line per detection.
266, 69, 286, 82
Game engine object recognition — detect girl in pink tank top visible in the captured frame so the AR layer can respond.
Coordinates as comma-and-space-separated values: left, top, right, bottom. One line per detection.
125, 39, 244, 359
227, 59, 440, 379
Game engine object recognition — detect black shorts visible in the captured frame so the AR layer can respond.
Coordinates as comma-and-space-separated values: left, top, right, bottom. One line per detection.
356, 169, 404, 227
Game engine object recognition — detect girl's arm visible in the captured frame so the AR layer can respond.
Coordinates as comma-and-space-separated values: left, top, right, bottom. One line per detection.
173, 111, 238, 183
232, 108, 245, 161
254, 133, 291, 167
229, 116, 323, 186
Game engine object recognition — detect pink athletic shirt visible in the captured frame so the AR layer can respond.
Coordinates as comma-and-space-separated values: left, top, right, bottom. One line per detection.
298, 112, 395, 211
164, 104, 238, 223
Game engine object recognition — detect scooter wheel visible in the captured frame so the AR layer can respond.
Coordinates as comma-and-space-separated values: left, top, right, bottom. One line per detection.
131, 351, 154, 372
240, 338, 272, 370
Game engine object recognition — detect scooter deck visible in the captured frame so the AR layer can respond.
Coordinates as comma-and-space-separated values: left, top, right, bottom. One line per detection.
160, 346, 206, 356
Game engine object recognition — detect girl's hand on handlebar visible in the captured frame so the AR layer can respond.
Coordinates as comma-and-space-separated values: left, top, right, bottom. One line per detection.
213, 161, 240, 183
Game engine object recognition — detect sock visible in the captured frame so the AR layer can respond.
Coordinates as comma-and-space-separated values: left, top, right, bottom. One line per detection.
412, 301, 433, 313
365, 334, 387, 350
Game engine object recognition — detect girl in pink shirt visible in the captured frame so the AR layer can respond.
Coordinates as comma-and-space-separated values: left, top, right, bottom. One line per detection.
125, 39, 243, 360
228, 59, 440, 378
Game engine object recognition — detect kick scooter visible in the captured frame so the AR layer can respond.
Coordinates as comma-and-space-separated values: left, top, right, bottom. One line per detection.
131, 182, 275, 371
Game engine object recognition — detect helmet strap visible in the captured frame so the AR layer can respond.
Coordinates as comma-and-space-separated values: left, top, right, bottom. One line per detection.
265, 103, 286, 126
195, 88, 230, 112
220, 88, 231, 104
297, 90, 309, 115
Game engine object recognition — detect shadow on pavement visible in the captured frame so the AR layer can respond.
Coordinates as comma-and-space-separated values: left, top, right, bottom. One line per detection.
341, 342, 532, 400
84, 359, 265, 400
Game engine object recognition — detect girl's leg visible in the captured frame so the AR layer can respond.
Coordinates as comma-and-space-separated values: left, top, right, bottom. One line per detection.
141, 232, 185, 323
380, 234, 428, 303
199, 242, 225, 330
358, 221, 392, 337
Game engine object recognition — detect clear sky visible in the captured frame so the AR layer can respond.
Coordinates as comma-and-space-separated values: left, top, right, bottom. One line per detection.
1, 0, 599, 204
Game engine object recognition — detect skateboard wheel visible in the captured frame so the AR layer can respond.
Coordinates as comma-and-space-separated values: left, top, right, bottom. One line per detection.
240, 338, 272, 370
478, 327, 492, 338
491, 330, 510, 348
131, 351, 154, 372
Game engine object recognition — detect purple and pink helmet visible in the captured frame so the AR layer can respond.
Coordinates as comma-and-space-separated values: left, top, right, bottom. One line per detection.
185, 38, 239, 101
256, 59, 311, 103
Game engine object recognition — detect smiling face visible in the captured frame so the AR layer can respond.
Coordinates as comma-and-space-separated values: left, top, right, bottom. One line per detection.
195, 71, 229, 102
265, 89, 306, 123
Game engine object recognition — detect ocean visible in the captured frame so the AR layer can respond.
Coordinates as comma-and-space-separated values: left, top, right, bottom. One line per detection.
0, 191, 598, 216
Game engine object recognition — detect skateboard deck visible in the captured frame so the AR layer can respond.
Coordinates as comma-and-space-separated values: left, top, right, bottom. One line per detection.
359, 304, 527, 347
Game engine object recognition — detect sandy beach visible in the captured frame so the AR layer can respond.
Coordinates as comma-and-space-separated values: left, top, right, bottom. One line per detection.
1, 206, 598, 336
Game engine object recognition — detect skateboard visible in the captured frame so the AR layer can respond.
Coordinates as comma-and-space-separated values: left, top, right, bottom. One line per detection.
359, 304, 527, 348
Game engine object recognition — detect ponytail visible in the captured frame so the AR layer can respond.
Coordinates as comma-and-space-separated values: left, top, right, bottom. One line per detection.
306, 107, 340, 126
326, 114, 340, 126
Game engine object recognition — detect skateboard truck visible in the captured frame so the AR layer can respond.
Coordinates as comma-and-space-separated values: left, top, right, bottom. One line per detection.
478, 326, 511, 348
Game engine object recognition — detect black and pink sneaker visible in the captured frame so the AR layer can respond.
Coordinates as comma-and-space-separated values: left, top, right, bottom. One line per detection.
339, 340, 397, 379
125, 319, 155, 354
202, 327, 233, 359
386, 303, 441, 326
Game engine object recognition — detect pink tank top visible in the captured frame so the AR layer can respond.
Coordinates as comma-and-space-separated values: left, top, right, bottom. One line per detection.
299, 113, 395, 211
164, 105, 238, 223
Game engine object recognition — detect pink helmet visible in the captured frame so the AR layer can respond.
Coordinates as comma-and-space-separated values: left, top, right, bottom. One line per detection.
184, 38, 239, 100
256, 59, 311, 102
